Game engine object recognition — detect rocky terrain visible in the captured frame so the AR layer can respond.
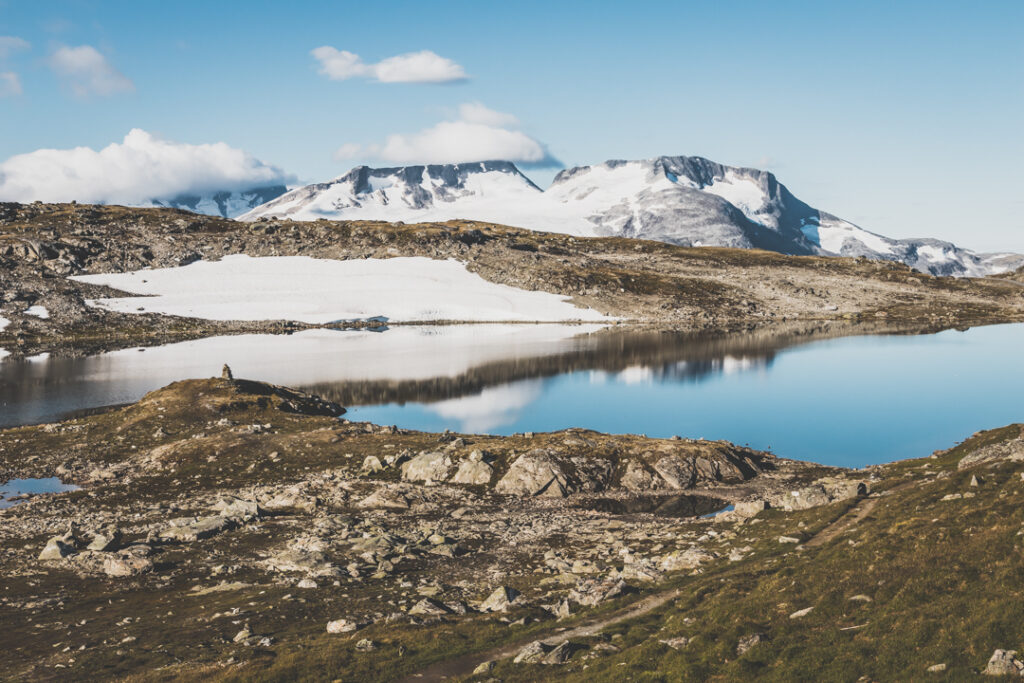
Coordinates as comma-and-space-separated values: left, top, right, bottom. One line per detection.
2, 202, 1024, 358
1, 376, 1023, 680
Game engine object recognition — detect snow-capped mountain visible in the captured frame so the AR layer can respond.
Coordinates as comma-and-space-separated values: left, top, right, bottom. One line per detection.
240, 158, 1022, 277
153, 185, 287, 219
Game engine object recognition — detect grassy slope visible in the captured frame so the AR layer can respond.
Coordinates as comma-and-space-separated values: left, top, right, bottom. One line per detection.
482, 425, 1024, 682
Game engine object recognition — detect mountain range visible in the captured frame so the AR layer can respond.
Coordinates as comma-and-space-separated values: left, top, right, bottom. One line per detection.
225, 156, 1020, 277
151, 185, 287, 219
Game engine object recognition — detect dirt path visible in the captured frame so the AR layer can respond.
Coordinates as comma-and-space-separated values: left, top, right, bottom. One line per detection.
397, 588, 682, 682
806, 483, 915, 548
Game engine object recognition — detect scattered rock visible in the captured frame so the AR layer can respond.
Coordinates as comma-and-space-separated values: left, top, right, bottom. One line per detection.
326, 618, 360, 634
926, 663, 947, 673
513, 640, 552, 664
984, 649, 1024, 676
38, 534, 76, 560
480, 586, 521, 612
472, 660, 495, 675
789, 606, 814, 619
735, 499, 769, 518
102, 555, 153, 577
660, 637, 690, 650
737, 633, 768, 655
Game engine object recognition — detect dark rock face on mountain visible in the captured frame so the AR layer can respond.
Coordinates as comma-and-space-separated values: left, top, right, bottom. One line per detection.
153, 184, 288, 218
241, 156, 1022, 277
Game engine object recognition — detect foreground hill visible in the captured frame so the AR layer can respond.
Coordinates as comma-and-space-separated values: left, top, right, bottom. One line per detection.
2, 203, 1024, 356
0, 377, 1022, 680
240, 156, 1024, 277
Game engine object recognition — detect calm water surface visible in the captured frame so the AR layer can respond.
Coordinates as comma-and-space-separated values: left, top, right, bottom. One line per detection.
1, 323, 1021, 468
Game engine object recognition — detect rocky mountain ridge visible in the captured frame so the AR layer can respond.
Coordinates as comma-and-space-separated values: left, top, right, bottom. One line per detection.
240, 156, 1023, 277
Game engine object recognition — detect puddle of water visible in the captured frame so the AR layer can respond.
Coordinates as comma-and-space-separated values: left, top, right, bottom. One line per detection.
581, 495, 728, 517
0, 477, 80, 508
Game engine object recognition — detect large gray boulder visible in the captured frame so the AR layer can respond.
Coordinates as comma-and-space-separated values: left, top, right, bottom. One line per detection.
495, 450, 569, 497
401, 451, 452, 483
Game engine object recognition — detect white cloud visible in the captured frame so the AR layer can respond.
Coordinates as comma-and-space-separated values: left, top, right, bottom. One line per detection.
311, 46, 467, 84
0, 36, 30, 59
0, 129, 292, 205
458, 102, 519, 127
0, 72, 21, 97
48, 45, 134, 96
334, 103, 559, 167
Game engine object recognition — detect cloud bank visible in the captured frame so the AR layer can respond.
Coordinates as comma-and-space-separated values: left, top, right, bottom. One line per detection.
311, 47, 467, 84
48, 45, 134, 96
0, 129, 292, 205
335, 102, 560, 167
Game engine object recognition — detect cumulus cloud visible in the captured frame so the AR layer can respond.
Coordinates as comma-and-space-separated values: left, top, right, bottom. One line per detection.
48, 45, 134, 96
311, 47, 467, 84
334, 103, 560, 167
0, 36, 30, 59
0, 72, 21, 97
0, 129, 292, 205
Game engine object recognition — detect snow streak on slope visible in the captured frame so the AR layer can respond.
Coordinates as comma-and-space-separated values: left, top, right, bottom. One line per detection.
70, 255, 609, 323
241, 156, 1023, 277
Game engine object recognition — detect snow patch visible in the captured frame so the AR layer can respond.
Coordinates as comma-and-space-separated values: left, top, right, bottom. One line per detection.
25, 305, 49, 319
70, 255, 609, 323
703, 173, 770, 225
0, 317, 9, 331
0, 348, 8, 361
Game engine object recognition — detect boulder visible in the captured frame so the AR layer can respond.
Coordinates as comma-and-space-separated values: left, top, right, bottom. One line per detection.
734, 500, 769, 518
103, 556, 154, 577
479, 586, 521, 612
87, 527, 122, 552
326, 618, 360, 634
495, 450, 570, 497
513, 640, 552, 664
984, 650, 1024, 676
409, 598, 450, 615
653, 455, 695, 489
620, 460, 662, 491
401, 451, 452, 482
660, 637, 690, 650
361, 455, 383, 473
38, 534, 76, 561
450, 458, 493, 485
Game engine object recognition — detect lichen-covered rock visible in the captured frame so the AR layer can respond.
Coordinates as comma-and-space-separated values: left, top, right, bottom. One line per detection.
356, 488, 409, 510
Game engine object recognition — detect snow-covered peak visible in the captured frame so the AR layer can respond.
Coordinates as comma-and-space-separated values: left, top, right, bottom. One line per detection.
241, 156, 1023, 277
241, 161, 542, 222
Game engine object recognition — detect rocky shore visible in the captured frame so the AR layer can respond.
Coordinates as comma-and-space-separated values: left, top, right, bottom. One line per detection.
2, 375, 1022, 680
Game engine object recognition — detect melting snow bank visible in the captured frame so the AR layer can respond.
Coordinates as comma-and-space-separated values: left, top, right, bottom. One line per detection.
0, 317, 9, 331
70, 255, 610, 323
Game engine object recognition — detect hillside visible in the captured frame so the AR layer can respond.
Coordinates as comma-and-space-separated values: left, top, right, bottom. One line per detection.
0, 377, 1022, 680
2, 203, 1024, 357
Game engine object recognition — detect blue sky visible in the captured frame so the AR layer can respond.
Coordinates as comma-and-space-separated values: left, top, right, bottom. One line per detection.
1, 0, 1022, 251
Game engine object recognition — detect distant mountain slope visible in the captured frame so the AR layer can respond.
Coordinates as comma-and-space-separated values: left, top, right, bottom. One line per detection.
153, 185, 287, 219
240, 157, 1022, 277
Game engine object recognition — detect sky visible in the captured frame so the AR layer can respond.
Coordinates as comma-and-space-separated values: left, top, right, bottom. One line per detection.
0, 0, 1021, 251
